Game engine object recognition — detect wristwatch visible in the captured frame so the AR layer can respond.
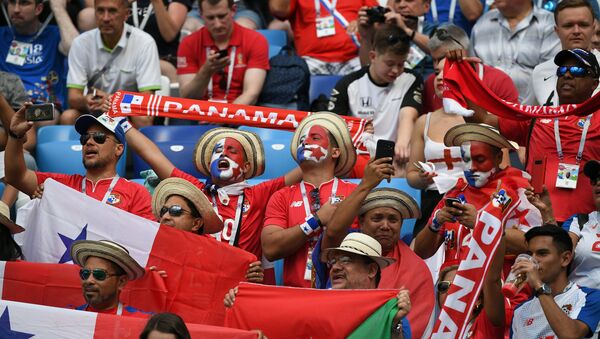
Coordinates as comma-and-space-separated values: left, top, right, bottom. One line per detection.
534, 283, 552, 297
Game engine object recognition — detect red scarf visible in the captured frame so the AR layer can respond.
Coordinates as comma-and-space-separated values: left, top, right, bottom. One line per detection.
442, 60, 598, 120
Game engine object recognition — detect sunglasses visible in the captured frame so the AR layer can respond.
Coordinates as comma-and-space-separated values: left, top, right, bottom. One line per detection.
80, 268, 118, 281
80, 132, 115, 145
159, 205, 191, 218
556, 66, 592, 78
437, 280, 452, 293
326, 255, 354, 268
433, 28, 465, 49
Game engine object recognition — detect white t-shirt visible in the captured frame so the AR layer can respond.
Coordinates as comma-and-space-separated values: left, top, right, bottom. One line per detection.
563, 211, 600, 289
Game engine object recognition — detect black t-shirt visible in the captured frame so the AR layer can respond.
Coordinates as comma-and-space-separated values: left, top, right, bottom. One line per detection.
127, 0, 192, 58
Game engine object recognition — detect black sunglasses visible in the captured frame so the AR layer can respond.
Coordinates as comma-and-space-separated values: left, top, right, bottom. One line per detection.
159, 205, 191, 218
80, 132, 114, 145
433, 28, 465, 49
437, 280, 452, 293
80, 268, 118, 281
309, 188, 321, 212
556, 66, 592, 78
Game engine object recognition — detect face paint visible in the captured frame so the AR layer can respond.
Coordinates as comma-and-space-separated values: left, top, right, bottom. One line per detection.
460, 141, 498, 188
296, 125, 330, 164
210, 137, 246, 182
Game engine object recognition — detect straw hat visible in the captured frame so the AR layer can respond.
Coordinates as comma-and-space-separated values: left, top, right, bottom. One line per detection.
0, 201, 24, 234
71, 240, 145, 280
152, 177, 223, 234
444, 123, 519, 150
290, 112, 356, 177
359, 188, 421, 219
322, 233, 396, 269
193, 128, 264, 179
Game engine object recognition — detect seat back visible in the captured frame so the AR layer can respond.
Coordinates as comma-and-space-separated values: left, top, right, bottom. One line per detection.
36, 141, 127, 176
257, 29, 287, 47
309, 75, 342, 104
239, 126, 297, 180
37, 125, 79, 144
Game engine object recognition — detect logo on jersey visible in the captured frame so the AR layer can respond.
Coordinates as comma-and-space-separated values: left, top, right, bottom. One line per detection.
242, 201, 250, 214
561, 304, 573, 316
291, 201, 303, 208
577, 118, 587, 129
106, 193, 121, 205
444, 230, 455, 249
360, 97, 372, 107
491, 189, 512, 212
540, 119, 552, 124
525, 318, 534, 326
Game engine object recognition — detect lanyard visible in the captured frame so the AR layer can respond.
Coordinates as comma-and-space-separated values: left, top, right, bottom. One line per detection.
132, 2, 153, 31
314, 0, 359, 47
211, 192, 244, 246
299, 178, 338, 217
430, 0, 456, 24
82, 176, 120, 204
116, 302, 123, 315
314, 0, 337, 17
554, 115, 591, 163
206, 46, 236, 101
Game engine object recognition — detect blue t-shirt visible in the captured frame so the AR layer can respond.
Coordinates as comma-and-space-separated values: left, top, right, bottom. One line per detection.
0, 25, 67, 109
425, 0, 485, 35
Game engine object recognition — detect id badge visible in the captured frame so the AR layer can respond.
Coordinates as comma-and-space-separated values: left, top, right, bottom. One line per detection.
316, 16, 335, 38
405, 45, 427, 70
6, 40, 31, 66
304, 246, 314, 281
555, 163, 579, 189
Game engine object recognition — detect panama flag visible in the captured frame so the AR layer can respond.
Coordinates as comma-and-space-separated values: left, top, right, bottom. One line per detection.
0, 300, 258, 338
119, 94, 144, 114
225, 283, 403, 338
15, 179, 256, 324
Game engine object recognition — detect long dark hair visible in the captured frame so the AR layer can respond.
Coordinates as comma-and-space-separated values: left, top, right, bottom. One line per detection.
139, 313, 191, 339
0, 224, 22, 261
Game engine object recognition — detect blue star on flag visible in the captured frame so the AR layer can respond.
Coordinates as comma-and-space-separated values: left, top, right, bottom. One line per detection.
58, 225, 88, 263
0, 308, 34, 339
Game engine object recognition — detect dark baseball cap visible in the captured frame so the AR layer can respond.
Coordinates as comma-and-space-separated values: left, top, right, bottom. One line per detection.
583, 160, 600, 182
554, 48, 600, 77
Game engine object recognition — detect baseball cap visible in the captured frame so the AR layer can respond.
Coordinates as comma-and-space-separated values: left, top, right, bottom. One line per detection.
554, 48, 600, 77
75, 113, 126, 144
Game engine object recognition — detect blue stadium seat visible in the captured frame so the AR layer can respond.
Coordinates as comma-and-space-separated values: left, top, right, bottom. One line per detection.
268, 45, 283, 59
239, 126, 297, 180
36, 141, 127, 176
37, 125, 79, 144
309, 75, 342, 104
257, 29, 287, 47
0, 182, 4, 199
139, 125, 219, 143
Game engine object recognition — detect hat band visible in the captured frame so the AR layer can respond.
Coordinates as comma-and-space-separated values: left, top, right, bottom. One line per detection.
339, 243, 380, 257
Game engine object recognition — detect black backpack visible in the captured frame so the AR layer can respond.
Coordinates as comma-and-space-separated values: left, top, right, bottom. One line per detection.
258, 46, 310, 111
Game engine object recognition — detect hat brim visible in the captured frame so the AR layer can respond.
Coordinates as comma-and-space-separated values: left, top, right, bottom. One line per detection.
193, 128, 265, 179
70, 240, 145, 280
291, 112, 357, 177
152, 177, 223, 234
444, 123, 518, 150
359, 188, 421, 219
322, 247, 396, 269
74, 114, 99, 136
584, 160, 600, 180
0, 214, 24, 234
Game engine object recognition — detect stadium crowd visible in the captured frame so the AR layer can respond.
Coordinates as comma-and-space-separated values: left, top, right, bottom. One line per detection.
1, 0, 600, 337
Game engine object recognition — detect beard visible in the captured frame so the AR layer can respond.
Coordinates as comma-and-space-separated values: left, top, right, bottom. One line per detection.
83, 157, 110, 170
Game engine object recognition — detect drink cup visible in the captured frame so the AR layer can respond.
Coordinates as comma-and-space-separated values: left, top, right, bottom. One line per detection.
502, 254, 538, 298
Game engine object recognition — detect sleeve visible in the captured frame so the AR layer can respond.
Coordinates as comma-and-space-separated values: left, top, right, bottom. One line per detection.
328, 75, 351, 116
254, 177, 286, 197
176, 34, 200, 74
497, 118, 530, 147
400, 72, 424, 112
578, 288, 600, 338
130, 183, 156, 220
563, 214, 582, 239
35, 171, 77, 186
246, 32, 270, 70
363, 0, 378, 6
66, 36, 90, 89
264, 188, 290, 228
483, 66, 519, 103
170, 167, 206, 191
136, 35, 162, 91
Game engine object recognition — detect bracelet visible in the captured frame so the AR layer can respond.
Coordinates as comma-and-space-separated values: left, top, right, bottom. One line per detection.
409, 29, 416, 41
300, 215, 321, 236
8, 129, 24, 140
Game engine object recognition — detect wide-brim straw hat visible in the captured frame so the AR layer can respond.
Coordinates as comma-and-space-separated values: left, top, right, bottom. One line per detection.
0, 201, 24, 234
290, 112, 356, 177
71, 240, 145, 280
444, 123, 518, 150
152, 177, 223, 234
359, 188, 421, 219
193, 128, 264, 179
322, 233, 396, 269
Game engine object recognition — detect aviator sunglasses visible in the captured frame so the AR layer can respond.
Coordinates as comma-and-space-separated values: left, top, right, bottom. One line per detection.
159, 205, 192, 218
79, 132, 115, 145
79, 268, 118, 281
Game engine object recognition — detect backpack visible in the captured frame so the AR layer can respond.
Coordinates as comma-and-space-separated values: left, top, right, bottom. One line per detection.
258, 46, 310, 111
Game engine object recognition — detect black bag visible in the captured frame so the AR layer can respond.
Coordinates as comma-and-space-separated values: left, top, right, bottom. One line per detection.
258, 46, 310, 110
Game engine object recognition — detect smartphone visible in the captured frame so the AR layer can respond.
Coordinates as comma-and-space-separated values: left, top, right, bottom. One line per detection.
375, 139, 395, 164
445, 197, 461, 208
531, 156, 547, 194
25, 103, 54, 121
217, 49, 228, 59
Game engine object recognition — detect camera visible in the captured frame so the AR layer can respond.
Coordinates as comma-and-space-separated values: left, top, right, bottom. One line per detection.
366, 6, 390, 24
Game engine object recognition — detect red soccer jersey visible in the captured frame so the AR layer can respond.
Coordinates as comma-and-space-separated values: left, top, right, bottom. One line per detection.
284, 0, 377, 62
176, 23, 269, 102
264, 178, 358, 287
36, 172, 154, 220
171, 168, 285, 258
499, 113, 600, 221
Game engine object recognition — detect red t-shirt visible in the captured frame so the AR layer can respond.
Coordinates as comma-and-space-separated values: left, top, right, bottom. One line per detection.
36, 172, 154, 220
176, 23, 269, 102
499, 113, 600, 221
467, 308, 504, 339
282, 0, 377, 62
78, 303, 151, 318
171, 168, 285, 258
264, 178, 358, 287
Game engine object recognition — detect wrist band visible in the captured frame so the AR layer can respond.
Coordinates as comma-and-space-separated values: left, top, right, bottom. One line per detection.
118, 119, 132, 133
409, 29, 416, 41
8, 129, 24, 140
300, 215, 321, 236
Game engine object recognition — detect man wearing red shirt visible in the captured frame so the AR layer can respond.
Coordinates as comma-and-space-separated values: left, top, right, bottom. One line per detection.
5, 111, 154, 220
177, 0, 269, 105
269, 0, 377, 75
262, 112, 358, 287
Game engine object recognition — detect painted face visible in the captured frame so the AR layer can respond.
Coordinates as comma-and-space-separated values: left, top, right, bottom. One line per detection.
81, 256, 125, 310
210, 137, 246, 183
360, 207, 403, 255
328, 251, 378, 290
460, 141, 498, 188
296, 125, 330, 164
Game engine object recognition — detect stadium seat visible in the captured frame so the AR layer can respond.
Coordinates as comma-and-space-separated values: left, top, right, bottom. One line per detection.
36, 141, 127, 176
37, 125, 79, 144
139, 125, 218, 143
268, 45, 283, 59
309, 75, 342, 104
155, 75, 171, 97
257, 29, 287, 47
239, 126, 297, 180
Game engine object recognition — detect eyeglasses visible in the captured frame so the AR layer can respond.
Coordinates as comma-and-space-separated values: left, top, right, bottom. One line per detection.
433, 28, 465, 49
326, 255, 354, 268
437, 280, 452, 293
159, 205, 191, 218
80, 268, 118, 281
309, 188, 320, 212
79, 132, 115, 145
556, 66, 592, 78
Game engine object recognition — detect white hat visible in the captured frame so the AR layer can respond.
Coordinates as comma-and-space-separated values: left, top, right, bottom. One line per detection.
322, 233, 395, 269
71, 240, 145, 280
